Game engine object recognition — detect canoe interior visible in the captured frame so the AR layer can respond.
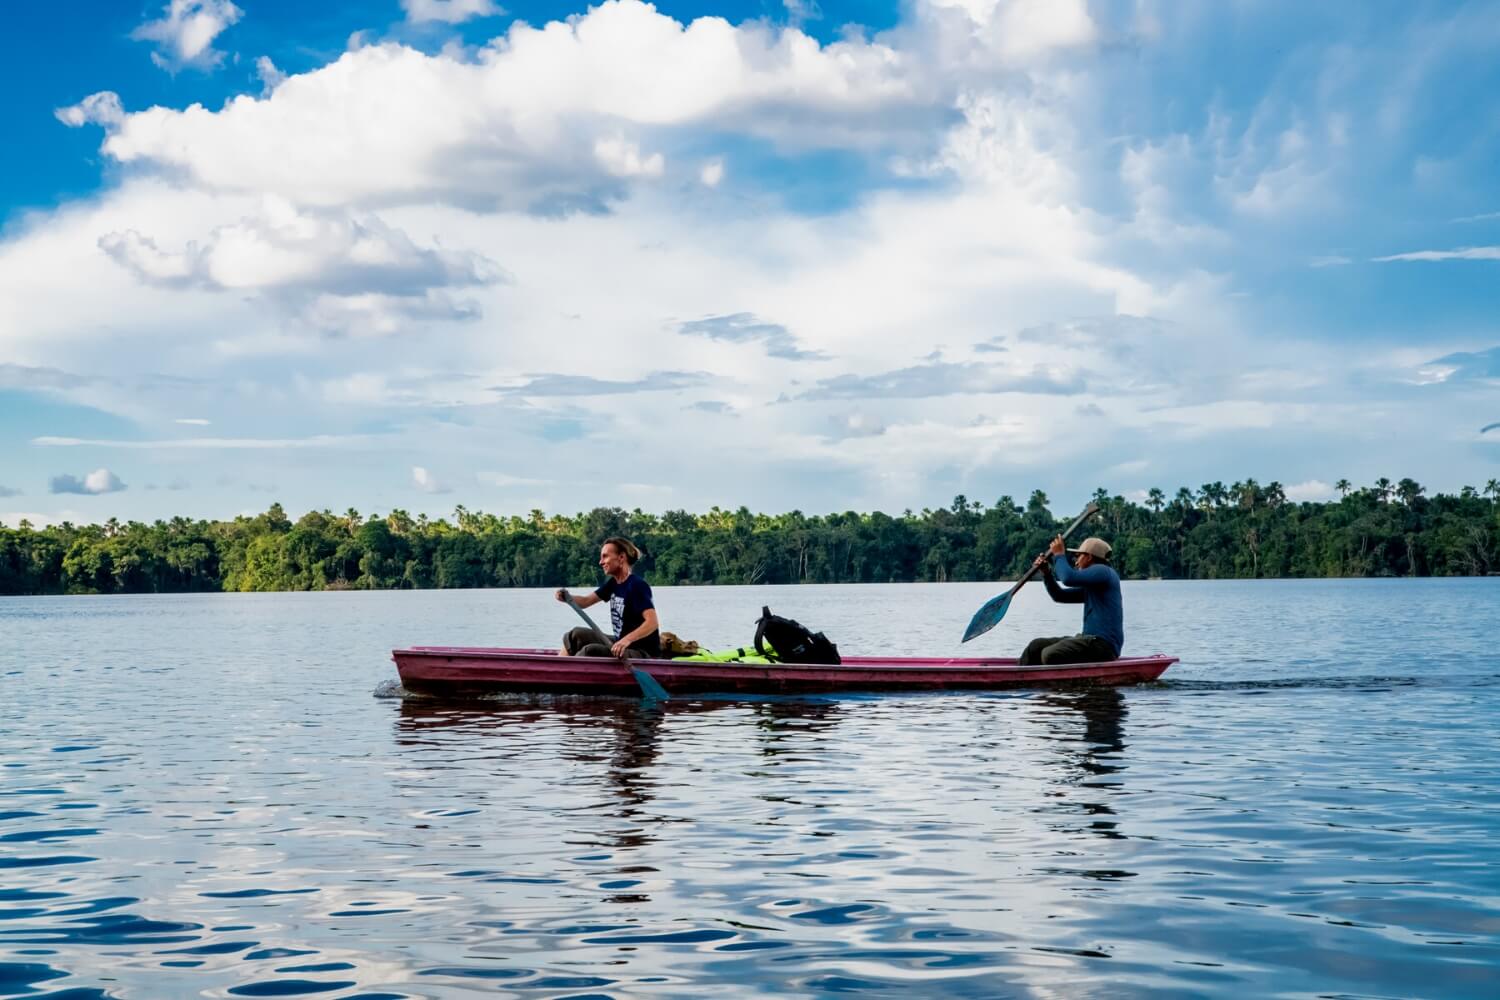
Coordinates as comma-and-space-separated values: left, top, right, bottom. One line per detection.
392, 646, 1176, 697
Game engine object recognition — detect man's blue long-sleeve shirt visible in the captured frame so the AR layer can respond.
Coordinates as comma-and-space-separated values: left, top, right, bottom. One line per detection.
1045, 555, 1124, 655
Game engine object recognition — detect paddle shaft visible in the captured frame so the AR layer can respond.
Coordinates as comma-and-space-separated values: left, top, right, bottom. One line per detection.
562, 592, 613, 646
1006, 502, 1102, 597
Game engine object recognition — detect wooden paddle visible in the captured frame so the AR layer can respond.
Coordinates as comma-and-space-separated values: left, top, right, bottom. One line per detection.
960, 502, 1101, 643
560, 591, 670, 700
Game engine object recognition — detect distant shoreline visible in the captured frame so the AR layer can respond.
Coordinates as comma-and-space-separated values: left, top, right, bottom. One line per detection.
3, 480, 1496, 595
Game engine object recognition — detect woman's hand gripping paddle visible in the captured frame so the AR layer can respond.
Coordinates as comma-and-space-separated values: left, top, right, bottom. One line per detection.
560, 591, 670, 701
960, 502, 1100, 643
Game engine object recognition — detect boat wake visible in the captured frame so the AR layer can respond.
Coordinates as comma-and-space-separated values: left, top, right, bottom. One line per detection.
1157, 673, 1500, 692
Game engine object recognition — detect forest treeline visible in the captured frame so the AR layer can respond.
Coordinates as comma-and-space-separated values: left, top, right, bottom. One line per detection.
2, 477, 1498, 595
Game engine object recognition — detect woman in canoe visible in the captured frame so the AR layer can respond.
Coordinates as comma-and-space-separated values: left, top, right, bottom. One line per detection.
555, 536, 662, 659
1019, 535, 1123, 666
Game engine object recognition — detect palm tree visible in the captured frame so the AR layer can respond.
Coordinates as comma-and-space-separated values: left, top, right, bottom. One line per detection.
1374, 477, 1392, 503
1238, 478, 1261, 510
1335, 478, 1351, 498
1396, 478, 1425, 507
1147, 487, 1165, 513
1486, 479, 1500, 502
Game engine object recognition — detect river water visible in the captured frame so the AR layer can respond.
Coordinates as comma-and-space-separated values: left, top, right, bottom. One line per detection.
2, 580, 1498, 998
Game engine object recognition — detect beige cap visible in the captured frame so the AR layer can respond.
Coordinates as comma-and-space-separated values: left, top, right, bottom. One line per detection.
1068, 537, 1112, 559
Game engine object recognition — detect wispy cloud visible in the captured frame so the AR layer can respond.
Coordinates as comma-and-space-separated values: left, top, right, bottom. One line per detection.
50, 469, 127, 495
0, 485, 21, 498
0, 363, 93, 391
796, 362, 1085, 401
131, 0, 243, 72
477, 471, 552, 487
255, 56, 286, 94
55, 92, 125, 129
492, 371, 710, 396
677, 313, 826, 360
1417, 346, 1500, 383
825, 411, 886, 439
34, 435, 371, 449
411, 466, 451, 494
401, 0, 502, 24
1374, 246, 1500, 262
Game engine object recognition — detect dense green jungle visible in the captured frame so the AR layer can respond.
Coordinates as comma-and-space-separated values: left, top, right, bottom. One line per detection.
3, 478, 1498, 595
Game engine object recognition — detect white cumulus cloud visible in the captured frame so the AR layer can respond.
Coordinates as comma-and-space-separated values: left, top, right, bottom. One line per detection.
78, 1, 927, 212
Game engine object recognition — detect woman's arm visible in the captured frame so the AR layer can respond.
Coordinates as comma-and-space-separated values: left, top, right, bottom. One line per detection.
612, 608, 660, 656
555, 589, 602, 609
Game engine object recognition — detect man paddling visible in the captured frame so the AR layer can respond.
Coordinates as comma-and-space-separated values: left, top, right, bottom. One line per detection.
555, 536, 661, 659
1018, 536, 1123, 665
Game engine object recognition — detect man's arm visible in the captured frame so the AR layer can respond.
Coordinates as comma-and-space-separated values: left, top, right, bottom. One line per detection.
1041, 560, 1086, 603
1032, 552, 1084, 604
1052, 560, 1114, 588
611, 608, 660, 657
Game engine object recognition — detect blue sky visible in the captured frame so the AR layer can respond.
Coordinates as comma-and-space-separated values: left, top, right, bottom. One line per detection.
1, 0, 1497, 527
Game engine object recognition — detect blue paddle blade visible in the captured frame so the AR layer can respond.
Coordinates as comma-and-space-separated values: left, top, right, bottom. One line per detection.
631, 666, 671, 701
961, 591, 1014, 643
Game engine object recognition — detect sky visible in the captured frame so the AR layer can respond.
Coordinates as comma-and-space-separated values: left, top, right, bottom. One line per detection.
1, 0, 1498, 528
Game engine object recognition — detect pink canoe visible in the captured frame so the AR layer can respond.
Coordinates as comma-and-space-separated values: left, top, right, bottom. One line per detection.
391, 646, 1176, 697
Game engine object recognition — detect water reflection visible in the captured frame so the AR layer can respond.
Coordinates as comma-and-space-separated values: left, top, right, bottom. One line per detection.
750, 699, 843, 759
1033, 689, 1130, 845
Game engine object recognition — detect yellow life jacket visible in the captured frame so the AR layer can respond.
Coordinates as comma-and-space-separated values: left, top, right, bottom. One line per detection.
675, 642, 776, 665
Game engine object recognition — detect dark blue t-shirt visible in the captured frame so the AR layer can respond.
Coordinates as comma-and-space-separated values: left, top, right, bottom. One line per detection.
594, 573, 659, 654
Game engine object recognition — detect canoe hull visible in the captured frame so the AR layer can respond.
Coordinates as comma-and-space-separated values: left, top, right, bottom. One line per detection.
391, 646, 1176, 697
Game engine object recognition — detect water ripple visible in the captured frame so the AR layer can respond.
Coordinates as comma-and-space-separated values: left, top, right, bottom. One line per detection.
1, 583, 1498, 997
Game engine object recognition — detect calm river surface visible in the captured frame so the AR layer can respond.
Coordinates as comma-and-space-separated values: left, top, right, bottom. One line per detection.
3, 580, 1499, 998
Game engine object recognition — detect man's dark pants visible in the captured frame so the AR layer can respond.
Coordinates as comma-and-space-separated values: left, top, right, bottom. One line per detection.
1018, 634, 1118, 666
563, 626, 650, 659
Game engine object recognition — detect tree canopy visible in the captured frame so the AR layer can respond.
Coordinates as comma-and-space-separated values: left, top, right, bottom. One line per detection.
2, 479, 1497, 595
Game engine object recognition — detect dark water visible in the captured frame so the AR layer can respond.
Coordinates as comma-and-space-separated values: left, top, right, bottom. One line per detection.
2, 580, 1498, 998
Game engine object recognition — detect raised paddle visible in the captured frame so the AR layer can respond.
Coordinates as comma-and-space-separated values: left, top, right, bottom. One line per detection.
960, 502, 1101, 643
560, 591, 670, 701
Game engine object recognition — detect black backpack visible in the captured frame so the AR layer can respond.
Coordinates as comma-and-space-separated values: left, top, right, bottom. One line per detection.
754, 606, 841, 665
